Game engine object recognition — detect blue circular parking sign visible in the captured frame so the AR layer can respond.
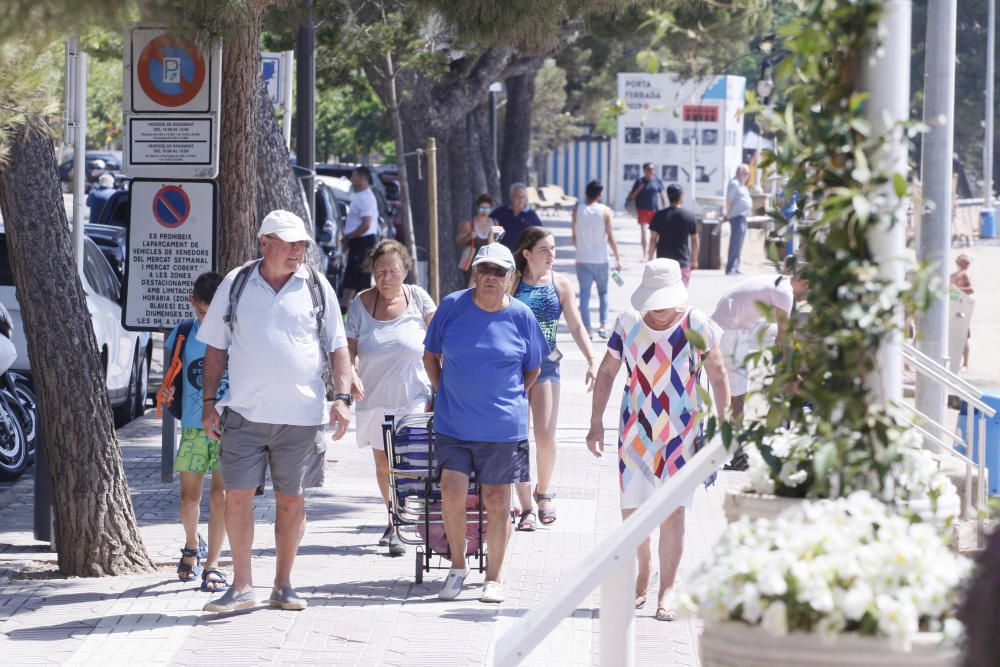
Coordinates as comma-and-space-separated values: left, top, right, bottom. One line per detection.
152, 186, 191, 228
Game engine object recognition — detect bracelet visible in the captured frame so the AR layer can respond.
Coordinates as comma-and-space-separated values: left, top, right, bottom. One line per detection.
203, 398, 217, 404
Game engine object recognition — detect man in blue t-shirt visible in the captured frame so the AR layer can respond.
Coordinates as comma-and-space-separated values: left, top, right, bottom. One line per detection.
490, 183, 543, 252
423, 243, 547, 604
627, 163, 667, 259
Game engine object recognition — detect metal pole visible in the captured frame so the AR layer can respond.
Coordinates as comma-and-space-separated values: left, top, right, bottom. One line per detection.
33, 420, 54, 550
161, 410, 176, 483
69, 36, 87, 270
600, 559, 636, 666
427, 137, 439, 303
861, 0, 911, 404
281, 50, 294, 150
986, 0, 996, 211
915, 0, 957, 427
295, 1, 316, 224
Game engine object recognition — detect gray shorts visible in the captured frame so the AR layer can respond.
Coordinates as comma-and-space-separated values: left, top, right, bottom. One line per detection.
219, 408, 325, 496
435, 434, 530, 485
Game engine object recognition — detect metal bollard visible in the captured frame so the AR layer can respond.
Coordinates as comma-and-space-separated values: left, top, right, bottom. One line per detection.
161, 410, 176, 483
32, 421, 55, 550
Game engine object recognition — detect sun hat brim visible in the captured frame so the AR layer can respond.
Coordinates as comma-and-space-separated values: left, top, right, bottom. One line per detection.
630, 281, 688, 311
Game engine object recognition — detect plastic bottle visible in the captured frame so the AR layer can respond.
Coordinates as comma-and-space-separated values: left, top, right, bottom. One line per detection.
611, 269, 624, 286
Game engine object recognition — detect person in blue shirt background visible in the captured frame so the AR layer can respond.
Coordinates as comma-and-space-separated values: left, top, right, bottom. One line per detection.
164, 272, 229, 592
423, 243, 548, 605
490, 183, 542, 252
86, 172, 116, 222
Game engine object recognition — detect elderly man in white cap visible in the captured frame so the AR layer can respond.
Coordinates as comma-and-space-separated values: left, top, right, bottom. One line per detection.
197, 209, 353, 613
423, 243, 548, 604
587, 258, 730, 622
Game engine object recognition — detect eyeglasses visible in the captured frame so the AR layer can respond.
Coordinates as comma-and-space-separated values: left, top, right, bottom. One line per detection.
265, 234, 308, 250
475, 265, 509, 278
477, 207, 491, 213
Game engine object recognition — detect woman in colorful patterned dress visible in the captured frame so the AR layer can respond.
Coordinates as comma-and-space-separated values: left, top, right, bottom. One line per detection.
586, 258, 730, 621
511, 227, 598, 530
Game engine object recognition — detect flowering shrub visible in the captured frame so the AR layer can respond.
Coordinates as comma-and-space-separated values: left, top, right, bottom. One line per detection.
743, 414, 960, 526
679, 493, 970, 648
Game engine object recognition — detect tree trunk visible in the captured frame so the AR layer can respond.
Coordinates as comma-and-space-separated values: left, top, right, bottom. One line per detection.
218, 6, 266, 273
0, 124, 152, 576
500, 70, 537, 200
383, 53, 418, 269
256, 78, 309, 226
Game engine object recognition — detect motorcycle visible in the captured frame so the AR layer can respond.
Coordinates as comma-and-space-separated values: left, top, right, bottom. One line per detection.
0, 304, 37, 481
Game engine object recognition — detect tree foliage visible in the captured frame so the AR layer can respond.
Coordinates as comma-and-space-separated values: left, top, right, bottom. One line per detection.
530, 60, 578, 159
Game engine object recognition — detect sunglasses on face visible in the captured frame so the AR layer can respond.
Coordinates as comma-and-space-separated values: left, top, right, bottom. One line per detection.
475, 265, 509, 278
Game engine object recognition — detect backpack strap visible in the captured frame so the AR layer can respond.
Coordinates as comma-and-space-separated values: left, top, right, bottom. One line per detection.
177, 318, 195, 355
224, 259, 263, 331
305, 264, 327, 353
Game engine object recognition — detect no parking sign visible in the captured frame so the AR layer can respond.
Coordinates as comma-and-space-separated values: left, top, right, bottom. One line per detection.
124, 179, 217, 331
124, 25, 221, 179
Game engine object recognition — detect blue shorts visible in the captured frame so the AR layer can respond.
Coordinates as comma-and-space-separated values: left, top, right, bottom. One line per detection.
435, 434, 530, 485
538, 358, 560, 384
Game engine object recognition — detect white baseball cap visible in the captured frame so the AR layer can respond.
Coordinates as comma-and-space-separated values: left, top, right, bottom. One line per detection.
471, 243, 515, 271
630, 258, 688, 311
258, 209, 312, 244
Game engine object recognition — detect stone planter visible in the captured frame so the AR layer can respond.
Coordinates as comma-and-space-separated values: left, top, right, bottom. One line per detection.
722, 489, 805, 523
700, 621, 958, 667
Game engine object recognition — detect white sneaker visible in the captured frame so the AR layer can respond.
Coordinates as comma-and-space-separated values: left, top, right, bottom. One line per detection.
479, 580, 505, 603
438, 567, 469, 600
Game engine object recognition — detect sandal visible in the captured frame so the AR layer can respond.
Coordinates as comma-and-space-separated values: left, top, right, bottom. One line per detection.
534, 490, 557, 525
655, 607, 678, 622
177, 547, 202, 582
201, 567, 228, 592
516, 510, 537, 532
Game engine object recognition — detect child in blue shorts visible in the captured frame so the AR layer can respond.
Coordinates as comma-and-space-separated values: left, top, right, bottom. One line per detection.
164, 272, 229, 591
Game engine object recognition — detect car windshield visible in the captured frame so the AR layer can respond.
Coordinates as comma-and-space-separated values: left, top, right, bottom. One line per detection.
0, 237, 14, 287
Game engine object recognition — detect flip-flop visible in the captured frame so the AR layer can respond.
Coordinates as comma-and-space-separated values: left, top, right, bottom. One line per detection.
516, 510, 537, 532
201, 567, 228, 592
655, 607, 677, 622
635, 595, 647, 609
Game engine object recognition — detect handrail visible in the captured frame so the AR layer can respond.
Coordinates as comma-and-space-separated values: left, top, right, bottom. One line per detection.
904, 342, 983, 398
898, 402, 972, 449
493, 436, 728, 667
902, 346, 996, 417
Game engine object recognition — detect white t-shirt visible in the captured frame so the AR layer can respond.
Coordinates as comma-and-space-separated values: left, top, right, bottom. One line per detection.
345, 187, 378, 236
197, 263, 347, 426
727, 177, 752, 218
574, 201, 611, 264
345, 284, 436, 411
711, 274, 793, 331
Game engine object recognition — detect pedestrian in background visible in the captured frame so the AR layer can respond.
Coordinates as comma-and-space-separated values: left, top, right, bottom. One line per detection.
572, 179, 621, 339
491, 183, 542, 252
626, 163, 667, 259
198, 210, 353, 614
164, 272, 228, 593
586, 258, 730, 622
647, 184, 699, 286
510, 227, 597, 531
456, 193, 504, 287
423, 243, 548, 604
724, 164, 753, 275
340, 166, 380, 312
346, 240, 436, 557
86, 172, 116, 222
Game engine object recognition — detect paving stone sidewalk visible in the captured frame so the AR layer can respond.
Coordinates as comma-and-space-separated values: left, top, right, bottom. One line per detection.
0, 213, 810, 664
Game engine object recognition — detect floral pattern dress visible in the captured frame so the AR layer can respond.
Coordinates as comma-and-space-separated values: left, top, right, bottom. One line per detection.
607, 307, 720, 509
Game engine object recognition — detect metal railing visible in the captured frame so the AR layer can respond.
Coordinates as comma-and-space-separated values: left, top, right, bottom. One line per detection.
903, 342, 996, 546
493, 436, 728, 666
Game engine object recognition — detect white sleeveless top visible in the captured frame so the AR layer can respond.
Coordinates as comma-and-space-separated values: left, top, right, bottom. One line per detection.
575, 201, 611, 264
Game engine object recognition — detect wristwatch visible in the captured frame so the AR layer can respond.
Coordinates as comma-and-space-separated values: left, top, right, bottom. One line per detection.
333, 392, 353, 407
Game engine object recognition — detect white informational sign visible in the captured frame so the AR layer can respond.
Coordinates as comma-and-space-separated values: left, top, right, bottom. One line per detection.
613, 73, 746, 211
948, 288, 974, 374
261, 52, 283, 106
123, 25, 222, 179
124, 179, 217, 331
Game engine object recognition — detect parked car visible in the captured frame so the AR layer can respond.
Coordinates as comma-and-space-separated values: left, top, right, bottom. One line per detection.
317, 163, 397, 240
91, 188, 130, 228
84, 223, 127, 279
319, 173, 395, 243
314, 177, 348, 296
58, 150, 123, 191
0, 232, 152, 426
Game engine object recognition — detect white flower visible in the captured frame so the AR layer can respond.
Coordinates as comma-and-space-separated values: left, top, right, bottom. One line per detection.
761, 600, 788, 636
842, 582, 873, 621
757, 565, 788, 596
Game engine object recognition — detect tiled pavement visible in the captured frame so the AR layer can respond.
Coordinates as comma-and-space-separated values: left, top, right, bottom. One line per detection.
0, 213, 782, 664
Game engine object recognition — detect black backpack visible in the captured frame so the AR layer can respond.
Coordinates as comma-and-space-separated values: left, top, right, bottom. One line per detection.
166, 319, 195, 420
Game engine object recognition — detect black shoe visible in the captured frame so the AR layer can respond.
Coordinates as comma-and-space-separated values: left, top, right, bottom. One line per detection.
723, 453, 749, 471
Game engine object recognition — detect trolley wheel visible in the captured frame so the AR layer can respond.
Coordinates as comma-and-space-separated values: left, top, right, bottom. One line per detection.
415, 550, 424, 584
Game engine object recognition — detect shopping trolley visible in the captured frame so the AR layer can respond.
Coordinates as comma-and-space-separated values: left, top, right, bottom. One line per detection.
381, 412, 487, 584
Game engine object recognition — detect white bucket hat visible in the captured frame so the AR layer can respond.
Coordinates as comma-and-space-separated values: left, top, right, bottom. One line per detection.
258, 209, 313, 244
630, 258, 688, 311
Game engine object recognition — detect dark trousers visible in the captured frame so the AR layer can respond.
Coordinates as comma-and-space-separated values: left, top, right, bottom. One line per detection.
727, 215, 747, 274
